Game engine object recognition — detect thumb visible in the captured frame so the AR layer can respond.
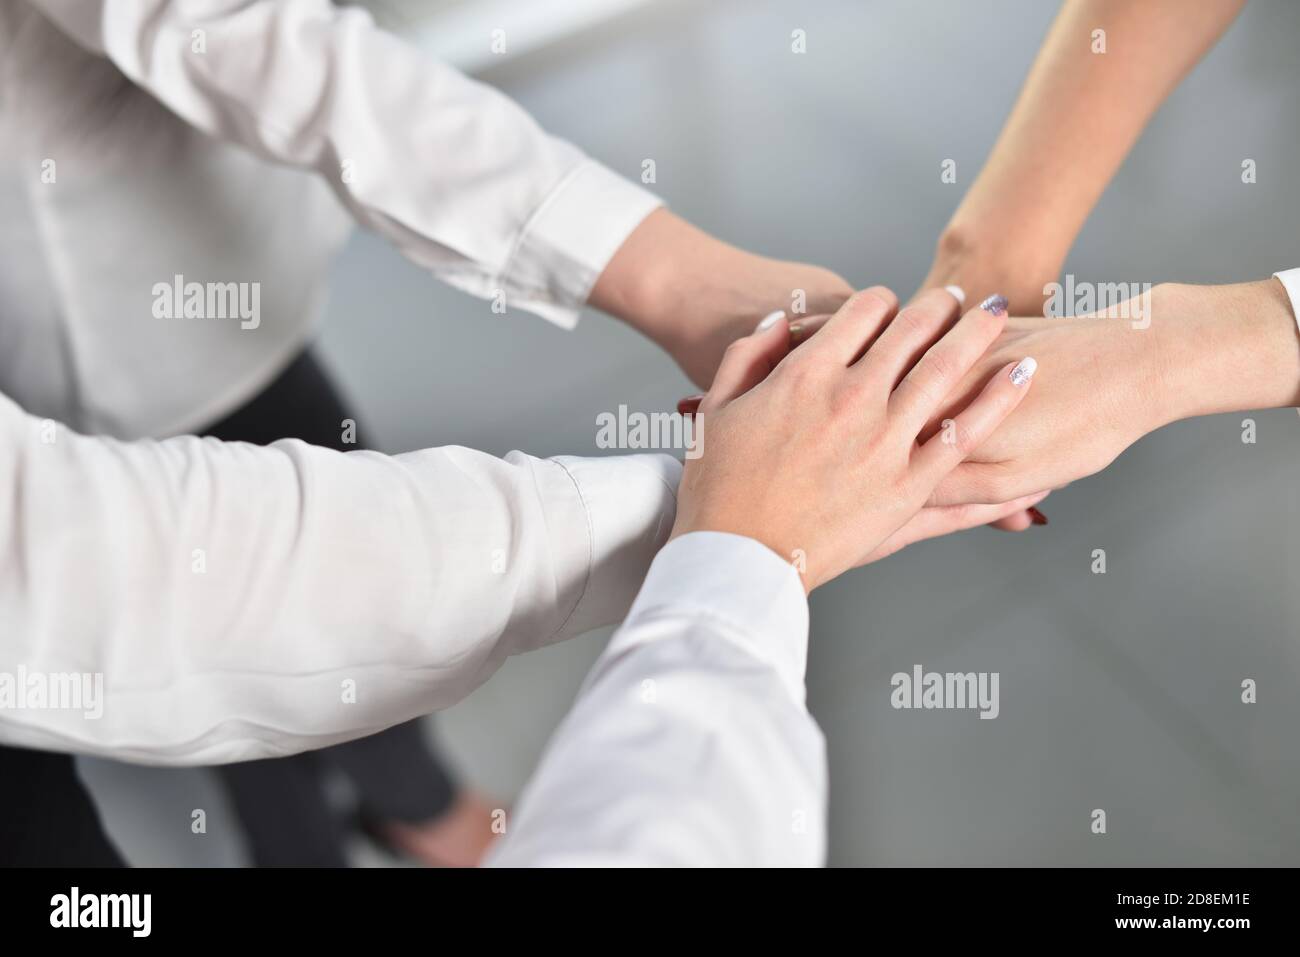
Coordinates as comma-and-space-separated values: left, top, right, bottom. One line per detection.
677, 308, 836, 416
699, 310, 792, 412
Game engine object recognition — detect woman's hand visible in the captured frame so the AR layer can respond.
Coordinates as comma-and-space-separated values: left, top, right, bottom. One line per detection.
923, 280, 1300, 507
671, 287, 1039, 591
589, 209, 853, 388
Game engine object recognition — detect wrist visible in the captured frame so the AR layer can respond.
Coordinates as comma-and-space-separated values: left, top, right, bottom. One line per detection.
591, 208, 852, 387
587, 208, 685, 346
930, 222, 1063, 316
1152, 280, 1300, 423
589, 210, 766, 357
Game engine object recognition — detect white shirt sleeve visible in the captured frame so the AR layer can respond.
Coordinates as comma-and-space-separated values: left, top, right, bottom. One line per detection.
488, 532, 828, 868
0, 394, 680, 766
1273, 268, 1300, 338
28, 0, 663, 328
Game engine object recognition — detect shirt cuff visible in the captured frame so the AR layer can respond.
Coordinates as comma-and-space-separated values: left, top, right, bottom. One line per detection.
503, 159, 664, 329
549, 453, 682, 640
1273, 268, 1300, 335
613, 531, 811, 705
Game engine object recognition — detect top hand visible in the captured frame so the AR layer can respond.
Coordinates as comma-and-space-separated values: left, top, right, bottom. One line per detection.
672, 287, 1039, 590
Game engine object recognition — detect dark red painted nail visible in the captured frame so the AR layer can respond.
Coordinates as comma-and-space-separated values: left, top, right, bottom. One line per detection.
1028, 507, 1049, 526
677, 394, 704, 417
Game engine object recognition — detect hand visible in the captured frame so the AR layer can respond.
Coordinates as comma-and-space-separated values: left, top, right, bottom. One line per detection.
671, 287, 1039, 591
675, 290, 1053, 532
918, 227, 1058, 321
589, 209, 853, 388
924, 280, 1300, 506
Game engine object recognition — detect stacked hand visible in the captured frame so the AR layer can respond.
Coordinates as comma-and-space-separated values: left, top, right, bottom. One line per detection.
677, 277, 1300, 563
671, 287, 1041, 589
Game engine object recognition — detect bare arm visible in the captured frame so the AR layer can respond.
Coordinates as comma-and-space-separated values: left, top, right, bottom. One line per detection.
923, 0, 1246, 313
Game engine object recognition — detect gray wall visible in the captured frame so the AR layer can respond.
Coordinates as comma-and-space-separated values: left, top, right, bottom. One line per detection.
85, 0, 1300, 866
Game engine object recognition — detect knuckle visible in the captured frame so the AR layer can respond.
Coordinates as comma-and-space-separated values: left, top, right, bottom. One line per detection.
842, 290, 885, 321
894, 364, 946, 408
861, 285, 898, 310
778, 345, 821, 379
896, 371, 942, 411
890, 308, 927, 339
952, 422, 981, 455
922, 349, 958, 383
829, 376, 871, 417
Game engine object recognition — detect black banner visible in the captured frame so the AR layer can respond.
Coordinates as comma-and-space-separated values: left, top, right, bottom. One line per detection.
0, 867, 1283, 941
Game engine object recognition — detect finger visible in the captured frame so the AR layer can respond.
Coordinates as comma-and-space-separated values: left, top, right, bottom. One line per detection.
988, 500, 1050, 531
797, 286, 898, 366
855, 286, 971, 384
888, 295, 1009, 433
928, 463, 1065, 507
904, 284, 967, 310
679, 288, 963, 416
698, 310, 791, 413
787, 312, 834, 348
911, 356, 1038, 488
862, 489, 1049, 564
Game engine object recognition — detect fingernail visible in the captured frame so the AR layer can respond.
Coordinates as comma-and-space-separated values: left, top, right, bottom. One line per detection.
1028, 507, 1049, 526
1009, 356, 1037, 386
944, 285, 966, 305
788, 319, 808, 344
677, 394, 704, 416
979, 293, 1009, 317
755, 310, 785, 333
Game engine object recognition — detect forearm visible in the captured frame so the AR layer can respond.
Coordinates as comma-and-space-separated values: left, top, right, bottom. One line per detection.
589, 209, 852, 387
1154, 279, 1300, 424
0, 395, 678, 765
932, 0, 1244, 310
490, 533, 826, 867
33, 0, 661, 329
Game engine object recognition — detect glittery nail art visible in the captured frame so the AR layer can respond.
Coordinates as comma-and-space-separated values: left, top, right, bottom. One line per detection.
1009, 356, 1038, 386
979, 294, 1009, 317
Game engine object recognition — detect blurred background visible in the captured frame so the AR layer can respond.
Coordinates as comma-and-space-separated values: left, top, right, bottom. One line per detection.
81, 0, 1300, 866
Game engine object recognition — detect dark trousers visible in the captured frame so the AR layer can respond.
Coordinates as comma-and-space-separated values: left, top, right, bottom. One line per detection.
0, 351, 457, 867
204, 350, 457, 866
0, 747, 124, 867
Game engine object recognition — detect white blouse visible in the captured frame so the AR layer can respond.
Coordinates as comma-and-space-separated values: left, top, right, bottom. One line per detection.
0, 0, 827, 866
0, 0, 660, 438
0, 393, 826, 866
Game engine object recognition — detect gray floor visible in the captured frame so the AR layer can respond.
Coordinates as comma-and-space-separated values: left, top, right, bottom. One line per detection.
83, 0, 1300, 866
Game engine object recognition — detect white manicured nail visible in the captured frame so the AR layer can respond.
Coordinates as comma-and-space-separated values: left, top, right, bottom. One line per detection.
1009, 356, 1038, 386
944, 285, 966, 305
755, 310, 785, 333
